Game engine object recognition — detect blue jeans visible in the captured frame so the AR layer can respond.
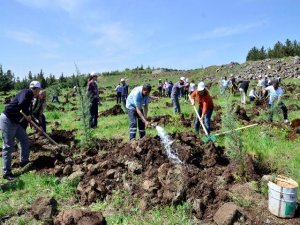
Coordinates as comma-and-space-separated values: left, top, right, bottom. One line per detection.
0, 113, 30, 175
195, 107, 213, 134
127, 108, 145, 140
122, 96, 127, 110
172, 97, 181, 113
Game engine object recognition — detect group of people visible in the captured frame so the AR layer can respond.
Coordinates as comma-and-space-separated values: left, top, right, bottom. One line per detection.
114, 78, 129, 108
219, 74, 288, 122
125, 76, 214, 141
0, 81, 47, 180
1, 72, 289, 180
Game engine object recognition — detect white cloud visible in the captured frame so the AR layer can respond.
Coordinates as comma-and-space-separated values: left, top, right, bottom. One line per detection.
191, 20, 268, 41
88, 23, 137, 54
5, 30, 59, 48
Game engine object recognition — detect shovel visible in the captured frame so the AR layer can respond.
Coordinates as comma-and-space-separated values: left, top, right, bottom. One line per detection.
214, 123, 258, 136
192, 105, 216, 143
20, 111, 60, 147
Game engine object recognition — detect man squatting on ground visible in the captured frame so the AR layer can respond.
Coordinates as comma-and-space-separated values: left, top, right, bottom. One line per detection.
0, 81, 41, 180
126, 84, 152, 140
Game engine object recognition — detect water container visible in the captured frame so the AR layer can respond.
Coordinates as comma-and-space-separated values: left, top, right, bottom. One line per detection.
268, 175, 298, 218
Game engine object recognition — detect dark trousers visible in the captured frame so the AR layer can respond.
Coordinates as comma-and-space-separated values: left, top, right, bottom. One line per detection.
195, 107, 213, 134
40, 114, 46, 132
184, 90, 189, 101
122, 96, 127, 109
90, 99, 98, 128
116, 92, 122, 104
268, 103, 288, 122
52, 96, 60, 103
128, 108, 145, 140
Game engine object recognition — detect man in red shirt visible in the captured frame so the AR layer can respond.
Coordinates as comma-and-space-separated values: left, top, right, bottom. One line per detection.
189, 82, 214, 134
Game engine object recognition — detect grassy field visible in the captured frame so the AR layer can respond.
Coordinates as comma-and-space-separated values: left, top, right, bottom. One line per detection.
0, 67, 299, 224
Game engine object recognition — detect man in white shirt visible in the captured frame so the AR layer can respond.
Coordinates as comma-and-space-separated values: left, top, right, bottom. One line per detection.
263, 80, 288, 123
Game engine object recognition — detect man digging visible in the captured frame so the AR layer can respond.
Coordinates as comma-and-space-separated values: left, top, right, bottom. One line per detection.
126, 84, 152, 140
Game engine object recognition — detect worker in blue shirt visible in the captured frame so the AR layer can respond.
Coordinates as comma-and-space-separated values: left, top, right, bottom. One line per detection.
126, 84, 151, 140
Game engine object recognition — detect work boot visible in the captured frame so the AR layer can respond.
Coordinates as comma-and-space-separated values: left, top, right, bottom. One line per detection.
3, 173, 16, 181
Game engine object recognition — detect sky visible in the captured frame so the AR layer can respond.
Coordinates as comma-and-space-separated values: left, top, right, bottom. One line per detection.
1, 0, 300, 79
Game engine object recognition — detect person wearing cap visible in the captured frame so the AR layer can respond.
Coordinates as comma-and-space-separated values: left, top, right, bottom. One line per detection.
263, 80, 288, 123
189, 82, 214, 134
115, 83, 122, 105
87, 72, 99, 128
171, 77, 185, 113
0, 81, 41, 180
126, 84, 151, 140
120, 78, 129, 109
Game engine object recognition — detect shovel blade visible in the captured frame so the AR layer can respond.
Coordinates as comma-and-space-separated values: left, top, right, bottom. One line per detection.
202, 135, 216, 143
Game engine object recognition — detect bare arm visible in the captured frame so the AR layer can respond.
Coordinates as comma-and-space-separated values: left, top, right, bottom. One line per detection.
136, 107, 148, 125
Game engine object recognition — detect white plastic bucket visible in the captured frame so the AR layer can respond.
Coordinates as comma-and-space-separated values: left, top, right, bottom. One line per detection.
268, 175, 298, 218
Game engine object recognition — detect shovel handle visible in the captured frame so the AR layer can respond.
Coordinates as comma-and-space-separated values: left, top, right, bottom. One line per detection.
189, 94, 210, 136
20, 111, 60, 147
214, 123, 258, 136
192, 106, 209, 136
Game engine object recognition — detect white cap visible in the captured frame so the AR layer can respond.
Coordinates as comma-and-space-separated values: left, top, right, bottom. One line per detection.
180, 76, 185, 81
197, 82, 205, 91
230, 74, 233, 77
91, 71, 97, 76
120, 78, 125, 82
258, 75, 262, 78
29, 81, 41, 89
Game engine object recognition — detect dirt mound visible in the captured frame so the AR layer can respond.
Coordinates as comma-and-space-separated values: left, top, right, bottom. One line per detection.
148, 115, 171, 126
54, 209, 106, 225
212, 112, 222, 131
51, 133, 258, 221
235, 105, 250, 122
50, 129, 76, 144
180, 114, 192, 127
27, 131, 263, 223
287, 104, 300, 111
165, 102, 173, 107
152, 90, 160, 97
99, 104, 124, 116
3, 95, 14, 104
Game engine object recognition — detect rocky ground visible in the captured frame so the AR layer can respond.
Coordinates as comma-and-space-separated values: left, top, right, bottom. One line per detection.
4, 119, 299, 224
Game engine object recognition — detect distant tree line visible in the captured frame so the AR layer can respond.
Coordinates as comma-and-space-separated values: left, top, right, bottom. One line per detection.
246, 39, 300, 61
0, 64, 165, 94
